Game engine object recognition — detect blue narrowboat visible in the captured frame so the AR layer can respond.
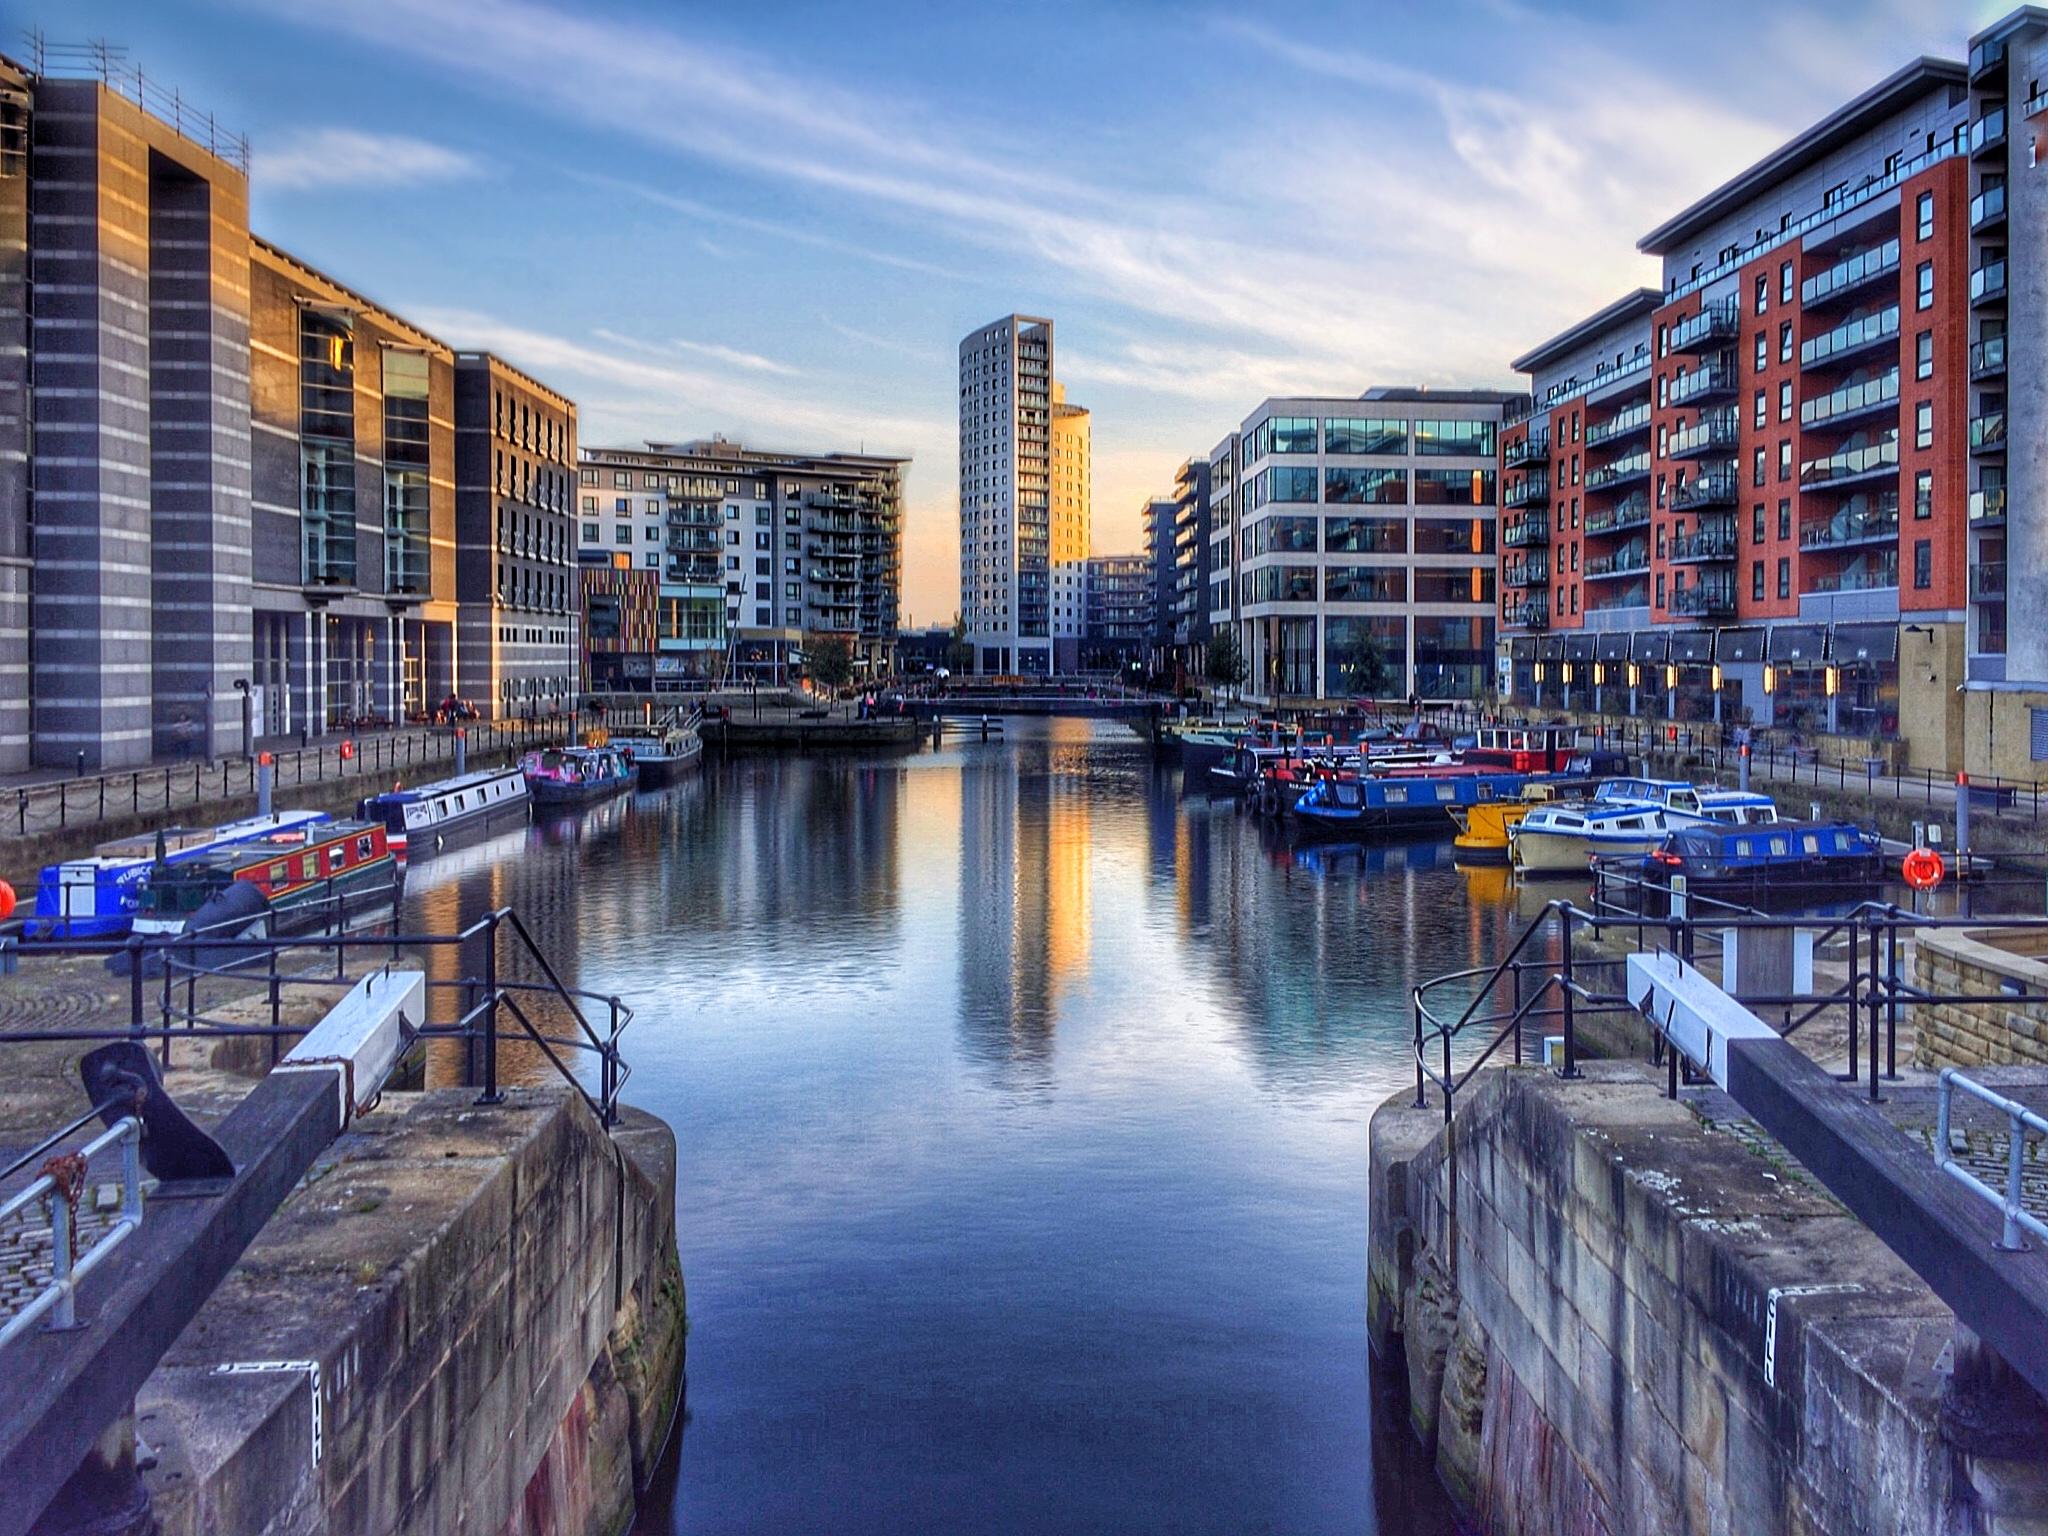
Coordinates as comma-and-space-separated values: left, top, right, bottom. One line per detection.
358, 766, 530, 859
32, 808, 332, 938
1290, 771, 1533, 838
519, 745, 637, 807
1634, 820, 1885, 907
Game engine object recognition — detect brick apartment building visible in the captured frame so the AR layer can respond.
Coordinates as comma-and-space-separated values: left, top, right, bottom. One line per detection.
1499, 9, 2048, 777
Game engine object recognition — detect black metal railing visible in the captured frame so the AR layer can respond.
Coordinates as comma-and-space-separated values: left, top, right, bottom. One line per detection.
4, 718, 569, 839
4, 904, 632, 1129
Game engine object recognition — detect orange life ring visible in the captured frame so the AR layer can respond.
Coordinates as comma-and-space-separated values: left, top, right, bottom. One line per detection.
1902, 846, 1945, 890
339, 739, 356, 761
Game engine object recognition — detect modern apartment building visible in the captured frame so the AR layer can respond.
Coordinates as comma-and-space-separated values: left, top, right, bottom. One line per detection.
577, 439, 906, 685
1050, 381, 1092, 672
1230, 390, 1516, 704
1204, 433, 1240, 659
1141, 496, 1177, 672
454, 354, 578, 719
1500, 10, 2048, 775
959, 315, 1088, 675
1082, 554, 1152, 669
1166, 457, 1212, 680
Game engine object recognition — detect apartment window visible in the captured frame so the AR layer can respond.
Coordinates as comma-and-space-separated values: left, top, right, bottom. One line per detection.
1753, 390, 1767, 429
756, 507, 771, 525
754, 557, 770, 575
1777, 557, 1791, 599
581, 521, 598, 542
1752, 447, 1767, 487
1754, 332, 1768, 373
613, 472, 629, 489
1778, 441, 1792, 482
1917, 261, 1934, 310
1752, 561, 1765, 601
726, 529, 739, 545
784, 557, 800, 574
644, 553, 658, 569
755, 531, 771, 550
1754, 273, 1768, 314
580, 495, 596, 513
1752, 504, 1765, 544
613, 497, 629, 515
1779, 381, 1793, 422
1915, 401, 1933, 450
1916, 330, 1934, 380
1655, 573, 1666, 608
1779, 260, 1793, 304
580, 467, 596, 486
1778, 321, 1793, 363
1917, 191, 1934, 241
645, 525, 658, 541
1778, 499, 1791, 540
1655, 525, 1666, 560
1570, 411, 1581, 444
1915, 470, 1934, 519
1656, 473, 1667, 508
613, 525, 630, 544
1913, 540, 1932, 589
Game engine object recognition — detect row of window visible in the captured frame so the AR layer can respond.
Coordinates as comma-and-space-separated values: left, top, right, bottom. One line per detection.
1246, 416, 1499, 462
1246, 466, 1496, 510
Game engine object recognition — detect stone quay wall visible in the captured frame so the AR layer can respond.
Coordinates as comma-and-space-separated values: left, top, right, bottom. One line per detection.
139, 1086, 684, 1536
1914, 927, 2048, 1069
1368, 1063, 2048, 1535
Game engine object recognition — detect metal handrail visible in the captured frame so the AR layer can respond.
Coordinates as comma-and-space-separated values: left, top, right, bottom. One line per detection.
1936, 1069, 2048, 1251
0, 1116, 144, 1349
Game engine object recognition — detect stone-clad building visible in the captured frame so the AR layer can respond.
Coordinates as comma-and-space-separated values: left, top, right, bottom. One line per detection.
0, 49, 580, 765
455, 354, 577, 719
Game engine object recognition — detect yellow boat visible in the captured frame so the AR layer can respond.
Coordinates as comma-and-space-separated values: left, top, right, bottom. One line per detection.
1449, 784, 1561, 862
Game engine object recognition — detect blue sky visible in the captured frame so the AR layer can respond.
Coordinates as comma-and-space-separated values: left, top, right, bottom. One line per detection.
24, 0, 2008, 624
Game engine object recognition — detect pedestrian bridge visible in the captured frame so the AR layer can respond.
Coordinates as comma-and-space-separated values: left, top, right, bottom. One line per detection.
907, 693, 1164, 721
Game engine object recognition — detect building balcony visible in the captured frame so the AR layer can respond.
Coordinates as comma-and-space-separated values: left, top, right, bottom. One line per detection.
1502, 515, 1550, 548
1970, 410, 2007, 454
1504, 430, 1550, 468
1584, 495, 1652, 536
1670, 527, 1739, 564
665, 558, 721, 586
1513, 599, 1550, 630
1584, 548, 1649, 580
1801, 502, 1899, 550
1585, 451, 1651, 493
1800, 436, 1899, 488
1971, 334, 2007, 380
2030, 87, 2048, 120
1970, 487, 2008, 524
1800, 368, 1900, 432
1504, 474, 1549, 510
1972, 560, 2006, 602
1971, 36, 2007, 84
1801, 306, 1900, 371
1669, 298, 1739, 353
1801, 239, 1901, 308
1808, 557, 1898, 594
1665, 361, 1738, 409
1669, 581, 1737, 618
1665, 410, 1740, 459
1504, 558, 1549, 587
1585, 401, 1652, 448
1970, 108, 2008, 159
1972, 182, 2008, 234
1971, 260, 2008, 306
1671, 470, 1739, 511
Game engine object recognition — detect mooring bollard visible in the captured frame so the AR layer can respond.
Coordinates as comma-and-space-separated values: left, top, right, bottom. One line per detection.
256, 752, 274, 818
454, 727, 467, 776
1738, 742, 1750, 793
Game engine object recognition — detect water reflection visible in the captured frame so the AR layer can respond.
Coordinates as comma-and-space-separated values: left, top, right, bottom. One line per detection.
402, 722, 1505, 1534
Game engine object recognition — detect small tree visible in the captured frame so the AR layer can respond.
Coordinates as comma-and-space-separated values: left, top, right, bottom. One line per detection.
1204, 628, 1248, 703
808, 634, 854, 693
944, 614, 974, 674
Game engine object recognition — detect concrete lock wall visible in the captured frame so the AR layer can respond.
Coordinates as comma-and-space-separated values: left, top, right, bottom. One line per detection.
1368, 1064, 2048, 1535
138, 1086, 684, 1536
1914, 927, 2048, 1069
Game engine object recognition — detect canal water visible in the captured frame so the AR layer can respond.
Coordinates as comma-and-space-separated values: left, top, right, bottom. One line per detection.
401, 718, 1531, 1533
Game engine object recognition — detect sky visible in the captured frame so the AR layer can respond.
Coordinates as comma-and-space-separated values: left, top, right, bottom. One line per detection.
24, 0, 2011, 627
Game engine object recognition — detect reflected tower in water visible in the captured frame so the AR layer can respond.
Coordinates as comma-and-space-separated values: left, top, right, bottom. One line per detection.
955, 731, 1092, 1076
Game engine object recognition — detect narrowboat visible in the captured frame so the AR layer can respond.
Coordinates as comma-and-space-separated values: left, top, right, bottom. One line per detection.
610, 718, 704, 787
519, 745, 637, 806
357, 766, 529, 859
1290, 771, 1532, 838
32, 808, 332, 938
1510, 778, 1779, 876
1632, 821, 1885, 909
1448, 784, 1565, 863
131, 818, 399, 940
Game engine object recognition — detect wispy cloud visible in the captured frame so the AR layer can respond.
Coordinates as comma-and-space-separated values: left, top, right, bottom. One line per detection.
251, 127, 481, 190
670, 339, 800, 376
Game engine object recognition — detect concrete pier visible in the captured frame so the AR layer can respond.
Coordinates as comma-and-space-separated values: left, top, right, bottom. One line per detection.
1369, 1061, 2048, 1534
